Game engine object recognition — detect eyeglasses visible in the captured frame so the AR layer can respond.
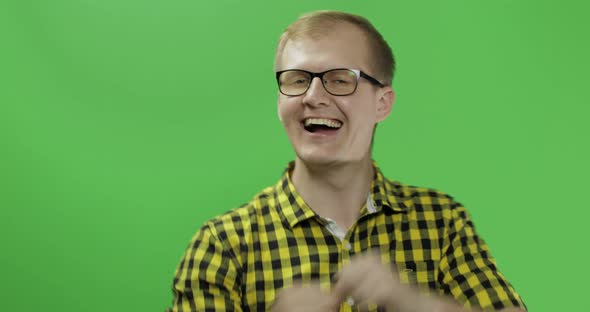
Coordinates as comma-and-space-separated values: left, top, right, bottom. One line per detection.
275, 68, 385, 96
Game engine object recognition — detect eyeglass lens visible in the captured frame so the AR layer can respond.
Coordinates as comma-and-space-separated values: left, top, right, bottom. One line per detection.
278, 69, 358, 96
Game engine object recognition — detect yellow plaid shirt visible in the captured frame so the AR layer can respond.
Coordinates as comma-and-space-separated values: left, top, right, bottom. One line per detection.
169, 162, 525, 311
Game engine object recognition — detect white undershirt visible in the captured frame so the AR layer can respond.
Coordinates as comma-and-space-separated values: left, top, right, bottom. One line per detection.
318, 194, 377, 307
319, 193, 377, 242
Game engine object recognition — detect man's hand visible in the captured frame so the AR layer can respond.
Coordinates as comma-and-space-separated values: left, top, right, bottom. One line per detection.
271, 282, 339, 312
331, 252, 407, 311
331, 253, 526, 312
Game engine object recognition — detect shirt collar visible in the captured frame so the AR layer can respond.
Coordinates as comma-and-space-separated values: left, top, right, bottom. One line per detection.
369, 160, 411, 213
274, 160, 411, 229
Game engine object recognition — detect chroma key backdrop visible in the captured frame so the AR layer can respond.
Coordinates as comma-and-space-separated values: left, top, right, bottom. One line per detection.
1, 1, 588, 311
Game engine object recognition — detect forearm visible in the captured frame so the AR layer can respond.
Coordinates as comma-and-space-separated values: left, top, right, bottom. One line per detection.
385, 287, 526, 312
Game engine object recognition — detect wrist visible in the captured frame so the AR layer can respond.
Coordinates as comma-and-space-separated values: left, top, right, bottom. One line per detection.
385, 286, 435, 312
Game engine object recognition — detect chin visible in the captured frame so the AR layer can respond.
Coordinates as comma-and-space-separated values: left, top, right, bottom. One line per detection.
294, 148, 341, 166
294, 148, 367, 168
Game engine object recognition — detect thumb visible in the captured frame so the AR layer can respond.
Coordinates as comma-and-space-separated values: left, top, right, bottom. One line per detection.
330, 276, 350, 303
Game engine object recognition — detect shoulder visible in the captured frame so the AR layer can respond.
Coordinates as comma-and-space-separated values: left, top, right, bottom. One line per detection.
390, 178, 459, 206
203, 185, 276, 237
189, 185, 279, 265
182, 185, 278, 268
384, 178, 470, 221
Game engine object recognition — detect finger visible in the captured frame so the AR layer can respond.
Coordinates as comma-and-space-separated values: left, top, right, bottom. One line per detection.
342, 262, 402, 309
332, 251, 392, 303
331, 270, 358, 300
332, 257, 375, 294
341, 274, 376, 304
350, 280, 382, 311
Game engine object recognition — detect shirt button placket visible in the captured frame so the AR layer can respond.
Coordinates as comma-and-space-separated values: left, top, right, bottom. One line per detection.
341, 239, 352, 265
339, 235, 354, 311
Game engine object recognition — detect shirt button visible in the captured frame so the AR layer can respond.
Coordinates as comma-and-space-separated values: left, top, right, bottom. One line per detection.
344, 241, 352, 251
347, 297, 355, 306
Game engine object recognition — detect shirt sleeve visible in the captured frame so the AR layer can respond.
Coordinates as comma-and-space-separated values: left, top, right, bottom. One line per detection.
438, 200, 526, 311
168, 224, 243, 312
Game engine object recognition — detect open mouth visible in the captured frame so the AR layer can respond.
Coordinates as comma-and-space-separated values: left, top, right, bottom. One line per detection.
302, 118, 343, 133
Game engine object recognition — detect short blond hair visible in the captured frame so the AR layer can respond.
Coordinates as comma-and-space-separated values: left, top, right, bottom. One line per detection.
274, 11, 395, 85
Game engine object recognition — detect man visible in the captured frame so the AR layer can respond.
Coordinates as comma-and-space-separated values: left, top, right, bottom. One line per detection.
169, 11, 526, 312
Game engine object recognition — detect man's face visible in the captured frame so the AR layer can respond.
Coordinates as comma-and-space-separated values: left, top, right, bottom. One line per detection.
276, 23, 394, 166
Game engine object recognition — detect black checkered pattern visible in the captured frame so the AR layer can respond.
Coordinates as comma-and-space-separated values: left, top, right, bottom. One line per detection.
168, 161, 525, 311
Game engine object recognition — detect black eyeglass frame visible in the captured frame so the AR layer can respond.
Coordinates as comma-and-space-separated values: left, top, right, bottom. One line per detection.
275, 68, 386, 96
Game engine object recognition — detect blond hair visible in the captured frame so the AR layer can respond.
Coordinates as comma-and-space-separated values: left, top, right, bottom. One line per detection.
274, 11, 395, 85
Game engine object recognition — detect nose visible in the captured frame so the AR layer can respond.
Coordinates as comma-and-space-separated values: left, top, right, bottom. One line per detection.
302, 77, 329, 106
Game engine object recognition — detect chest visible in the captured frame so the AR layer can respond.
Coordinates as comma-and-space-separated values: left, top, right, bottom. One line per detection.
239, 210, 445, 311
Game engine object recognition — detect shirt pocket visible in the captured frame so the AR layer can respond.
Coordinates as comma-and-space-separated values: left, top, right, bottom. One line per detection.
396, 260, 438, 292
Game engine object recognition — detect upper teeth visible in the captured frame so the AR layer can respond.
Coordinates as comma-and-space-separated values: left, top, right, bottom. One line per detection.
304, 118, 342, 128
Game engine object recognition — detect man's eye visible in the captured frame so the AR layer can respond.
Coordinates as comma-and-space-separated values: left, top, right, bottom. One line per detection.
293, 79, 308, 84
334, 79, 350, 84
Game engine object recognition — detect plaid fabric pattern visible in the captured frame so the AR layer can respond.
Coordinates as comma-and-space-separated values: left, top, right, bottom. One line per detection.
168, 161, 525, 311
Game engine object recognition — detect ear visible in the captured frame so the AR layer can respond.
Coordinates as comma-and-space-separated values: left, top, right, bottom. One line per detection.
376, 86, 395, 122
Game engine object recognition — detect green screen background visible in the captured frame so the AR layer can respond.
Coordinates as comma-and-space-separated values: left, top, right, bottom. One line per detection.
1, 0, 588, 311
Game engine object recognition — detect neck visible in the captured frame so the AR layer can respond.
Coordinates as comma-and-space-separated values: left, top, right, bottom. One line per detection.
291, 156, 374, 230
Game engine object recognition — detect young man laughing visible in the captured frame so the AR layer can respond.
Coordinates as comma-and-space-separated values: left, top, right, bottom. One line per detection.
168, 11, 526, 312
